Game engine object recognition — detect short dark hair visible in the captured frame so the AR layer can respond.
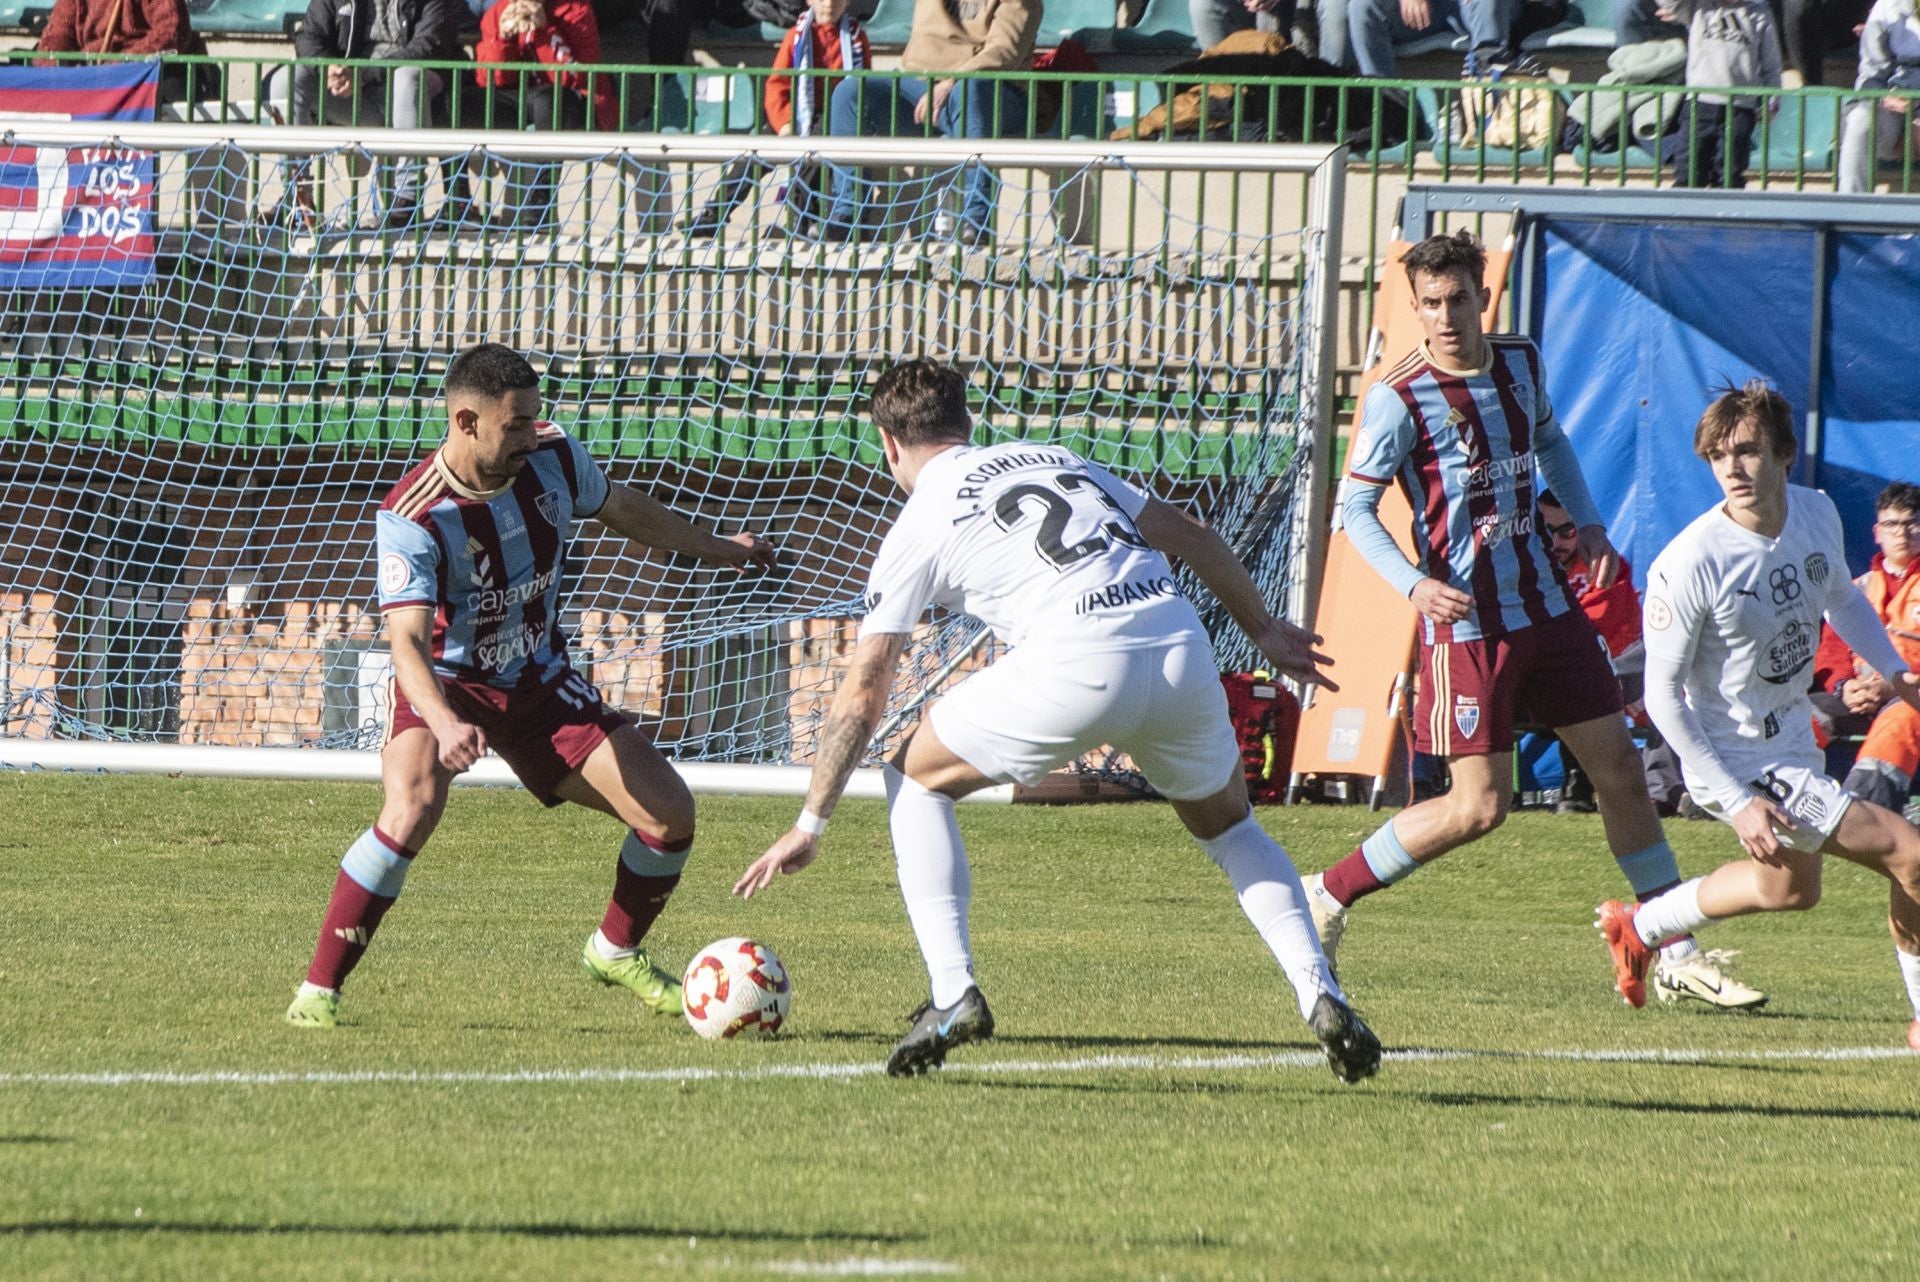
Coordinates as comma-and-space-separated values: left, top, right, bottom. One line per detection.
869, 359, 973, 446
1693, 379, 1796, 462
446, 343, 540, 402
1877, 481, 1920, 516
1401, 230, 1487, 290
1537, 489, 1561, 511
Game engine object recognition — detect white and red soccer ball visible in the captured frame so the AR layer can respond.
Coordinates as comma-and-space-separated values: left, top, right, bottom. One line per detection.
681, 937, 791, 1040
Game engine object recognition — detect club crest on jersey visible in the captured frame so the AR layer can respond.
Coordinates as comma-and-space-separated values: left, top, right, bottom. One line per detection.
1791, 791, 1827, 827
1453, 695, 1481, 739
1805, 553, 1828, 587
535, 492, 564, 528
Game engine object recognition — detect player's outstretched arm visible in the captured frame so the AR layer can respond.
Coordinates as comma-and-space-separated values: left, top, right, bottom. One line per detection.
386, 608, 487, 772
593, 483, 778, 571
734, 632, 910, 899
1134, 499, 1336, 690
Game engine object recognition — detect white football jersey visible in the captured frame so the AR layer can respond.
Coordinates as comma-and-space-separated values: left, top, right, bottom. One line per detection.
859, 442, 1206, 652
1642, 485, 1852, 810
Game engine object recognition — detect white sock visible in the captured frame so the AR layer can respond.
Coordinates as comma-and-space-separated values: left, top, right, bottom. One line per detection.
297, 980, 338, 999
1197, 814, 1344, 1020
1897, 947, 1920, 1019
886, 766, 976, 1009
1634, 878, 1710, 948
591, 928, 635, 962
1660, 937, 1700, 964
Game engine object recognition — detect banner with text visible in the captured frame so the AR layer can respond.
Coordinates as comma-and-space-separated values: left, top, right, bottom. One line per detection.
0, 61, 159, 288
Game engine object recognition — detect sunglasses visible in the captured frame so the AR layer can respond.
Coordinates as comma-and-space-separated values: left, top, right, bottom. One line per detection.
1543, 520, 1578, 539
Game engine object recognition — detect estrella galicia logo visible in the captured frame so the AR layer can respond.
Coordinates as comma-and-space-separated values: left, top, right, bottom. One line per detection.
1758, 618, 1814, 684
1769, 563, 1801, 605
1805, 553, 1829, 587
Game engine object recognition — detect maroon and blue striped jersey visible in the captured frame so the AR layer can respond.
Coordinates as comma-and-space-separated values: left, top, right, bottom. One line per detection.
1346, 336, 1579, 642
375, 425, 610, 688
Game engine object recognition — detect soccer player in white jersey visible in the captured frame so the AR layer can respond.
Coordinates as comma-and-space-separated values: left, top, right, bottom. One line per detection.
730, 360, 1381, 1083
284, 343, 777, 1030
1597, 380, 1920, 1050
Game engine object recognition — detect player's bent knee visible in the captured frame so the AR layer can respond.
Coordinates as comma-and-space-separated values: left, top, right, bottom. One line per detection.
1453, 790, 1507, 840
1763, 874, 1822, 912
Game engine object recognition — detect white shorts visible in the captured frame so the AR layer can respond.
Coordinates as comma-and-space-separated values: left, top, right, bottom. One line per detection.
928, 636, 1239, 801
1697, 760, 1853, 854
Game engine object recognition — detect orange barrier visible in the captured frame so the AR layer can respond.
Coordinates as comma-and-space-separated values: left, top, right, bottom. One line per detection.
1288, 244, 1510, 808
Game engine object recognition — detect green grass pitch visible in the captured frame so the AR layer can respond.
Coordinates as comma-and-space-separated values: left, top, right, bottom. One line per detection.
3, 774, 1916, 1281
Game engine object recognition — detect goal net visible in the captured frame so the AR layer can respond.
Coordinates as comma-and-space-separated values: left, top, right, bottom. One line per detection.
0, 123, 1343, 785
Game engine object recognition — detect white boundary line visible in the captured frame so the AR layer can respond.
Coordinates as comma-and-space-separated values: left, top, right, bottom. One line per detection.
1, 1044, 1910, 1088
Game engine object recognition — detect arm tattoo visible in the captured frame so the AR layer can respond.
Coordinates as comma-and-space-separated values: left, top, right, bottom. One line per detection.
806, 635, 906, 814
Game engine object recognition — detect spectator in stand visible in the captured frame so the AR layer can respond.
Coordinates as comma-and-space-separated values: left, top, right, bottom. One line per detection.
1538, 490, 1652, 813
823, 0, 1040, 244
1839, 0, 1920, 190
680, 0, 872, 236
1809, 482, 1920, 811
1664, 0, 1783, 189
263, 0, 466, 231
476, 0, 622, 227
1612, 0, 1686, 47
34, 0, 209, 102
1193, 0, 1353, 68
1348, 0, 1523, 78
590, 0, 711, 125
1777, 0, 1873, 87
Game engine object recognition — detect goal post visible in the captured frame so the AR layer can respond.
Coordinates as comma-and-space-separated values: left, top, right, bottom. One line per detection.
0, 121, 1345, 791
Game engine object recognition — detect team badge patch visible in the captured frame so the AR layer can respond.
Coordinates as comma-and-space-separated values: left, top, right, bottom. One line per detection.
1805, 553, 1829, 587
380, 554, 409, 595
1646, 597, 1672, 630
1453, 696, 1481, 740
535, 492, 564, 528
1791, 791, 1827, 827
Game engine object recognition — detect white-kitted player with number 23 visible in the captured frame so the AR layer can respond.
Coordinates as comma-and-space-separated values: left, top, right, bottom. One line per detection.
733, 358, 1382, 1083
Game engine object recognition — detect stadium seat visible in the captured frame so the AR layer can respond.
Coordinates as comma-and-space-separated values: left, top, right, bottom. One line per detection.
1074, 0, 1197, 54
690, 70, 762, 133
860, 0, 917, 45
1752, 92, 1840, 175
1040, 0, 1124, 45
1522, 0, 1618, 51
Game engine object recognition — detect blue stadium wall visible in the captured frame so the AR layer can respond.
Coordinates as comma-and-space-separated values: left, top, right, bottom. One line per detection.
1528, 219, 1920, 582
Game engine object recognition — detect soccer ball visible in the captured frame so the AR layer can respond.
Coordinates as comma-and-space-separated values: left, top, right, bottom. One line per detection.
681, 937, 791, 1040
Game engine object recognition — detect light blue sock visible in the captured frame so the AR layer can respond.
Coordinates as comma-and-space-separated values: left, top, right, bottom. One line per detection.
340, 828, 412, 898
1614, 841, 1682, 899
1359, 821, 1420, 886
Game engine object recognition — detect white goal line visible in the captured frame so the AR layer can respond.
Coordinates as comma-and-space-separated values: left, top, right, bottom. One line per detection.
3, 1044, 1909, 1089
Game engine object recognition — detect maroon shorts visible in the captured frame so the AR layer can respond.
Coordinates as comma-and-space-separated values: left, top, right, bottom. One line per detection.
1411, 610, 1624, 758
388, 666, 632, 806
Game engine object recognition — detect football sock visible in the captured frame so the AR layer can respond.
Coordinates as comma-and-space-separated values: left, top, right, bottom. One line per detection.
886, 765, 976, 1010
306, 827, 413, 990
1897, 947, 1920, 1019
1614, 840, 1698, 960
1634, 877, 1709, 949
1319, 819, 1419, 906
598, 830, 690, 952
1198, 814, 1345, 1019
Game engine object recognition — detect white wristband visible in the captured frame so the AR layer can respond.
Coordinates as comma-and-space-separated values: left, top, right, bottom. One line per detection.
796, 809, 828, 837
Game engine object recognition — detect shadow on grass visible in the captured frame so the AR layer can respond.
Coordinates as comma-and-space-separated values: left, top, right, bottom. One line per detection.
0, 1136, 70, 1145
0, 1219, 914, 1243
951, 1077, 1266, 1097
1418, 1090, 1920, 1123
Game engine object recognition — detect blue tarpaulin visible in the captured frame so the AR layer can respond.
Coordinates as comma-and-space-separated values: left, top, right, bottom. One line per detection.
1531, 219, 1920, 580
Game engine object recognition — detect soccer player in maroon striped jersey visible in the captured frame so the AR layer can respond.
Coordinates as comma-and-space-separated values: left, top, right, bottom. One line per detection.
1302, 232, 1765, 1010
285, 343, 777, 1029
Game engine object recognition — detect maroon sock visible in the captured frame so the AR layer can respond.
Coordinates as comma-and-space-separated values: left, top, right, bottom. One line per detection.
598, 832, 690, 949
305, 869, 399, 990
1320, 846, 1391, 907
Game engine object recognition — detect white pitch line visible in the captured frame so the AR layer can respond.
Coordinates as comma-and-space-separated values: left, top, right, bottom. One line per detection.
0, 1044, 1911, 1088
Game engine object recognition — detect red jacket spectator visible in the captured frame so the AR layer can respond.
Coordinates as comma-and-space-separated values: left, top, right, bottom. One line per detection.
1563, 553, 1643, 664
1815, 551, 1920, 697
764, 14, 871, 136
35, 0, 207, 60
476, 0, 620, 133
